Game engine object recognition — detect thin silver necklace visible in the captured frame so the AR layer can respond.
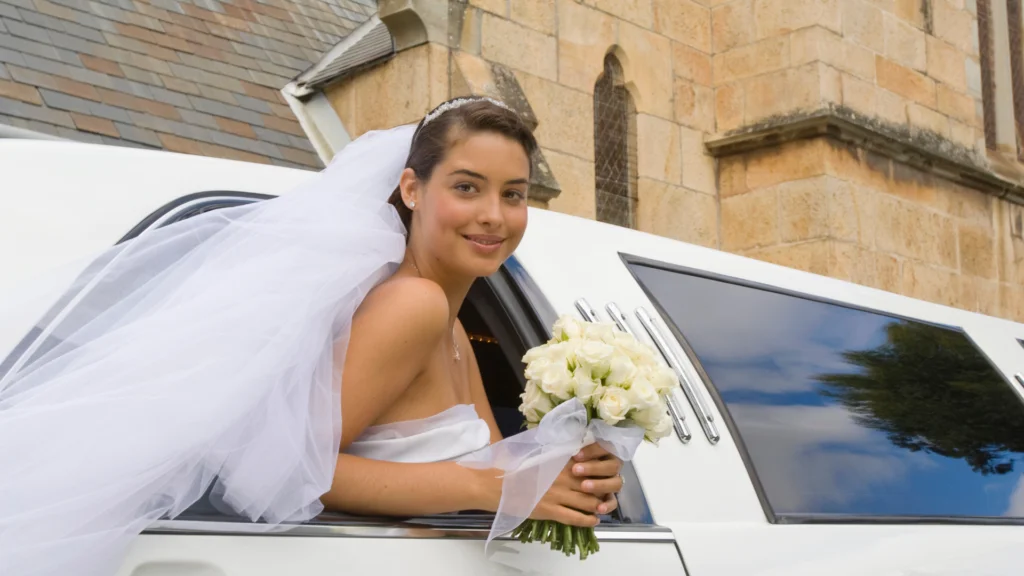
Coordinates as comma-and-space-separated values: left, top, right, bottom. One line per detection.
409, 259, 460, 362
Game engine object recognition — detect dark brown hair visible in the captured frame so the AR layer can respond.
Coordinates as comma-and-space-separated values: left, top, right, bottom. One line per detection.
387, 97, 538, 233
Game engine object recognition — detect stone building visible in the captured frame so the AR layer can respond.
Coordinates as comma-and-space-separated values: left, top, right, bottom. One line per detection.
286, 0, 1024, 323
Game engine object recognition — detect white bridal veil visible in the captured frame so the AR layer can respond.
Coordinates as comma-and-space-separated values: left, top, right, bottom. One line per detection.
0, 124, 416, 576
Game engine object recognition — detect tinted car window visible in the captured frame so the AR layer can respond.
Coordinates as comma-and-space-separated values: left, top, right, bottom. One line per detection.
629, 260, 1024, 522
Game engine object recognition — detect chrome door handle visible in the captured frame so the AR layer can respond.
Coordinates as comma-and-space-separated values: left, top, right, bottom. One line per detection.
607, 301, 690, 443
635, 307, 719, 444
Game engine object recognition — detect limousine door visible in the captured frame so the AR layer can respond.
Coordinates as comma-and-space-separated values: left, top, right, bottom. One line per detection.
513, 207, 1024, 576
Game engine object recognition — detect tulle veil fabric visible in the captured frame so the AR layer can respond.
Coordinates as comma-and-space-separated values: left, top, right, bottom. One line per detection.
0, 124, 416, 576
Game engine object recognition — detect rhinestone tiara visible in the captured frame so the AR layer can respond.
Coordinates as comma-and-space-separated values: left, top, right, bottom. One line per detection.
421, 96, 513, 128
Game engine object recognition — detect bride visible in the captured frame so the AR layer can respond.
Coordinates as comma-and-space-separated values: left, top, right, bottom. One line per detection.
0, 97, 622, 576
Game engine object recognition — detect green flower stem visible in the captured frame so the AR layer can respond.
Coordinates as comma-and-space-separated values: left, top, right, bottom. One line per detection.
511, 520, 600, 560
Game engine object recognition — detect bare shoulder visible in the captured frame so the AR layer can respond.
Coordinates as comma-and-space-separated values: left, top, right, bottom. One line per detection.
353, 276, 449, 344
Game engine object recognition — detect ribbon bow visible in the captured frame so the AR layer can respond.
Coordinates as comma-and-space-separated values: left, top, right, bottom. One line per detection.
458, 398, 645, 550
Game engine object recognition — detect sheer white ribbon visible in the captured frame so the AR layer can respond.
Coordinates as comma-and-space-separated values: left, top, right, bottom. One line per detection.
0, 124, 416, 576
458, 398, 645, 548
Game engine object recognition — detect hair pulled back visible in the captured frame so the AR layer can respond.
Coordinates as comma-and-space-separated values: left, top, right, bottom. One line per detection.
387, 97, 538, 234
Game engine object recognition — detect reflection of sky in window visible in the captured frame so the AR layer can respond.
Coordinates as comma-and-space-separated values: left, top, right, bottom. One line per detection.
631, 264, 1024, 519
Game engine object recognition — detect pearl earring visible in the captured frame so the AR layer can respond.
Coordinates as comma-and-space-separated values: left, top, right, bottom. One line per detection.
409, 201, 416, 208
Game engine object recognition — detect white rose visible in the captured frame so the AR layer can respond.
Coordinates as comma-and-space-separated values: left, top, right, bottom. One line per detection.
625, 376, 660, 410
597, 387, 631, 425
609, 333, 650, 364
522, 343, 550, 365
606, 353, 637, 388
540, 362, 574, 401
576, 340, 614, 378
650, 364, 678, 393
523, 357, 551, 381
519, 381, 554, 423
583, 322, 617, 344
544, 341, 575, 365
645, 411, 674, 443
552, 315, 584, 341
561, 338, 583, 371
572, 367, 604, 405
632, 405, 672, 443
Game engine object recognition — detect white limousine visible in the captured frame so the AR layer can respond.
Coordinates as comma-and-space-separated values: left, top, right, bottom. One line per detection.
2, 135, 1023, 576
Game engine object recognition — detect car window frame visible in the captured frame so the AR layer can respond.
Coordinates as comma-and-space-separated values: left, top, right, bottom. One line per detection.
621, 251, 1024, 527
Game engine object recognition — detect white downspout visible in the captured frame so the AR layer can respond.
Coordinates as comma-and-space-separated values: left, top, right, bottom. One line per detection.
280, 84, 352, 165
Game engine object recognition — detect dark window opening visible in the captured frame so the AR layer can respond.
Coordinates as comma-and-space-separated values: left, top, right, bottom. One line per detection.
979, 0, 998, 150
594, 53, 638, 229
626, 254, 1024, 525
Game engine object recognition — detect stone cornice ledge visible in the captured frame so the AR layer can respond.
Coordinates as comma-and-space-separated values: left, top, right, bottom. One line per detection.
705, 107, 1024, 205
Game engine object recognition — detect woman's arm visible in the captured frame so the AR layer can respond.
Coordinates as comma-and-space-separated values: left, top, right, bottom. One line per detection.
322, 454, 500, 516
321, 279, 506, 518
320, 280, 613, 526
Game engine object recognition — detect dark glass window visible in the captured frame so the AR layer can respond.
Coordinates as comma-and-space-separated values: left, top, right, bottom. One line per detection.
593, 53, 638, 229
628, 259, 1024, 523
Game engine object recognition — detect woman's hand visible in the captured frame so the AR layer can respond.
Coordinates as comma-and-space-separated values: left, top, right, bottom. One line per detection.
529, 443, 624, 527
468, 443, 624, 528
570, 443, 623, 514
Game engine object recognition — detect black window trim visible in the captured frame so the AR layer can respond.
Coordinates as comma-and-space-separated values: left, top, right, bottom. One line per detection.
117, 190, 272, 244
621, 251, 1024, 527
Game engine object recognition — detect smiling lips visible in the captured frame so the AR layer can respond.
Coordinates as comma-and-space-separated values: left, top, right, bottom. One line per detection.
464, 234, 504, 254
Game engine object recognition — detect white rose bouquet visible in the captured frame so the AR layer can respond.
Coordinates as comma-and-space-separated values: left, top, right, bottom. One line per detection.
509, 315, 679, 559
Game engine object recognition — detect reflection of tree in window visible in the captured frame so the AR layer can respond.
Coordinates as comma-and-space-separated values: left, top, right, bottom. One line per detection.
816, 321, 1024, 476
593, 53, 637, 228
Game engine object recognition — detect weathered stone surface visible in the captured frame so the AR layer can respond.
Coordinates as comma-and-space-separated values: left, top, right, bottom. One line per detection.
619, 21, 674, 119
680, 125, 716, 193
745, 240, 831, 275
926, 36, 967, 91
713, 0, 755, 52
675, 78, 715, 132
653, 0, 711, 53
830, 241, 877, 285
744, 64, 822, 122
843, 0, 885, 54
673, 42, 713, 85
516, 70, 594, 160
746, 138, 827, 190
713, 35, 789, 84
557, 0, 616, 93
511, 0, 555, 35
585, 0, 655, 28
715, 82, 744, 131
637, 177, 719, 247
722, 187, 778, 250
545, 147, 596, 219
778, 176, 830, 242
884, 12, 926, 71
755, 0, 841, 38
876, 55, 936, 106
482, 13, 557, 81
637, 113, 682, 184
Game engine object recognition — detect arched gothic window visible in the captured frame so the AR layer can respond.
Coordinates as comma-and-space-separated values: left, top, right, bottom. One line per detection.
593, 53, 638, 228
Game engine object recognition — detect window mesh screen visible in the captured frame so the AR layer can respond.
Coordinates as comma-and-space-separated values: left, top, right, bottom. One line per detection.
593, 54, 638, 228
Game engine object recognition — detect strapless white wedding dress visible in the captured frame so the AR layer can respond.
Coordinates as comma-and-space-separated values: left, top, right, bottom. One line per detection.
345, 404, 492, 463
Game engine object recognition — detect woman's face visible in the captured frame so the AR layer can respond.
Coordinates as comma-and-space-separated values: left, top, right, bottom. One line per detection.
406, 130, 531, 279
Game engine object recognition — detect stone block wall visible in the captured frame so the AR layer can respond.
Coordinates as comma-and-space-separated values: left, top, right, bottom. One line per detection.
319, 0, 1024, 321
